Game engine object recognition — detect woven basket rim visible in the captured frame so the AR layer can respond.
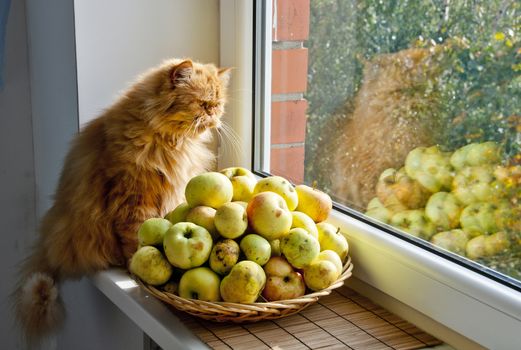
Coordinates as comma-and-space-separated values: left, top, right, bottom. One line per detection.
132, 255, 353, 322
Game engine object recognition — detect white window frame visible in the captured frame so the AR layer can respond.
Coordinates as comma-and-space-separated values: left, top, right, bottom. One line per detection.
219, 1, 521, 349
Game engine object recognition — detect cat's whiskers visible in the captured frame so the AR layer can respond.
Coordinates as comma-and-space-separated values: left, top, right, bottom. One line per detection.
217, 122, 243, 161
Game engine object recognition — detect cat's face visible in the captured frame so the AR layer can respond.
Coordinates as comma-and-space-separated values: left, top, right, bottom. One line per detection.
144, 59, 231, 136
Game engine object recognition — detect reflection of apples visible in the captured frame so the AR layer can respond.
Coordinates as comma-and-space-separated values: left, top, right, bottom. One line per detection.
163, 222, 213, 269
317, 250, 343, 276
185, 172, 233, 208
430, 229, 469, 255
451, 142, 501, 170
303, 260, 338, 291
137, 218, 172, 246
247, 192, 292, 240
376, 168, 430, 210
130, 246, 172, 286
240, 234, 271, 266
459, 202, 511, 237
405, 146, 453, 193
295, 184, 333, 223
316, 222, 349, 262
262, 256, 306, 301
254, 176, 298, 211
425, 192, 463, 231
280, 228, 320, 269
220, 261, 266, 303
452, 166, 499, 205
291, 211, 319, 239
220, 167, 257, 202
390, 209, 436, 240
365, 197, 394, 223
466, 235, 486, 260
179, 267, 221, 301
165, 202, 190, 224
214, 202, 248, 239
465, 232, 510, 260
186, 206, 218, 240
209, 239, 240, 275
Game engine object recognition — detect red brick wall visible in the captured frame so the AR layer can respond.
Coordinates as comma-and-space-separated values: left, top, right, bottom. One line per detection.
270, 0, 310, 184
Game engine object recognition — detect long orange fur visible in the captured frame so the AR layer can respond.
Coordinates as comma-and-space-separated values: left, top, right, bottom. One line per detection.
14, 58, 231, 343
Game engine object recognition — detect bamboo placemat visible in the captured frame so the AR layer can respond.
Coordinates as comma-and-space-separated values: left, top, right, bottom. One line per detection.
173, 284, 442, 350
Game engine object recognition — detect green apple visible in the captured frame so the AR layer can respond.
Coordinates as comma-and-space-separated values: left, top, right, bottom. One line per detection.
214, 202, 248, 239
246, 192, 292, 240
253, 176, 298, 211
291, 211, 319, 239
295, 184, 333, 223
262, 256, 306, 301
185, 172, 233, 208
186, 206, 218, 240
317, 250, 343, 276
405, 146, 453, 192
303, 259, 339, 291
280, 228, 320, 268
220, 167, 257, 202
178, 267, 221, 301
316, 222, 349, 262
376, 168, 430, 210
165, 202, 190, 224
425, 192, 463, 231
466, 235, 487, 260
240, 234, 271, 266
430, 229, 469, 255
452, 166, 499, 205
129, 246, 172, 286
163, 222, 213, 269
209, 239, 240, 275
220, 261, 266, 303
365, 197, 394, 223
450, 144, 472, 170
390, 209, 437, 240
137, 218, 172, 246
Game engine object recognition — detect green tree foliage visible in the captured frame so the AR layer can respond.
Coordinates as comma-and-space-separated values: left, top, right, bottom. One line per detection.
305, 0, 520, 181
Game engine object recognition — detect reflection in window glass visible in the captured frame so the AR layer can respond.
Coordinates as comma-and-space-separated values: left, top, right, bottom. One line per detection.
268, 1, 520, 282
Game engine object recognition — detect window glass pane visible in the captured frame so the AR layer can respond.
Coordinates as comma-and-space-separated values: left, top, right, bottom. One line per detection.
263, 1, 520, 284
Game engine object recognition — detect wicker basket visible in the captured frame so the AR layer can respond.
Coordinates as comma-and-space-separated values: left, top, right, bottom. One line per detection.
134, 256, 353, 323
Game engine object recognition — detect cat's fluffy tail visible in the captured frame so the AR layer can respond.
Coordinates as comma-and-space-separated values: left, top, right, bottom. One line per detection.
14, 251, 65, 344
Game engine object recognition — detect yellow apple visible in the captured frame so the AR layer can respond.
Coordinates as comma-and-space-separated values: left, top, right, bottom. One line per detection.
262, 256, 306, 301
220, 167, 257, 202
316, 250, 343, 276
295, 184, 332, 223
253, 176, 298, 210
214, 202, 248, 239
185, 172, 233, 208
246, 192, 292, 240
209, 239, 240, 275
303, 259, 338, 291
178, 267, 221, 301
186, 206, 218, 240
129, 246, 172, 286
291, 211, 319, 239
163, 222, 213, 269
316, 222, 349, 262
240, 234, 271, 266
280, 228, 320, 268
220, 261, 266, 303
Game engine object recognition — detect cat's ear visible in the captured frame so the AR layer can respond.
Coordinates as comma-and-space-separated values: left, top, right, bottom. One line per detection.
218, 67, 233, 86
170, 60, 193, 87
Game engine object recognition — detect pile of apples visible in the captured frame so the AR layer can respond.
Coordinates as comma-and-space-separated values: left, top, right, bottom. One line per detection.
129, 167, 349, 304
365, 141, 520, 260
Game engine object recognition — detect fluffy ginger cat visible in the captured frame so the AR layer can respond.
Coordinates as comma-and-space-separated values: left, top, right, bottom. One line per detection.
14, 58, 230, 342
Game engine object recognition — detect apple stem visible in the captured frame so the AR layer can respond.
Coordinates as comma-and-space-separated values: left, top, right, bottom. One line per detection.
312, 180, 318, 190
336, 227, 341, 235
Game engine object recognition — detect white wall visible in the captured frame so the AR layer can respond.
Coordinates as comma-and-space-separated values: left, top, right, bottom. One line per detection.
0, 0, 36, 349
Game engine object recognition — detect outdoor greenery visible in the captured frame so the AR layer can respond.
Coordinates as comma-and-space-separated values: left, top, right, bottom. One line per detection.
305, 0, 520, 180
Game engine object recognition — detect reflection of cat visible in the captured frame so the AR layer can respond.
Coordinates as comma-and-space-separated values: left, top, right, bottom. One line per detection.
317, 48, 442, 210
15, 59, 230, 343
